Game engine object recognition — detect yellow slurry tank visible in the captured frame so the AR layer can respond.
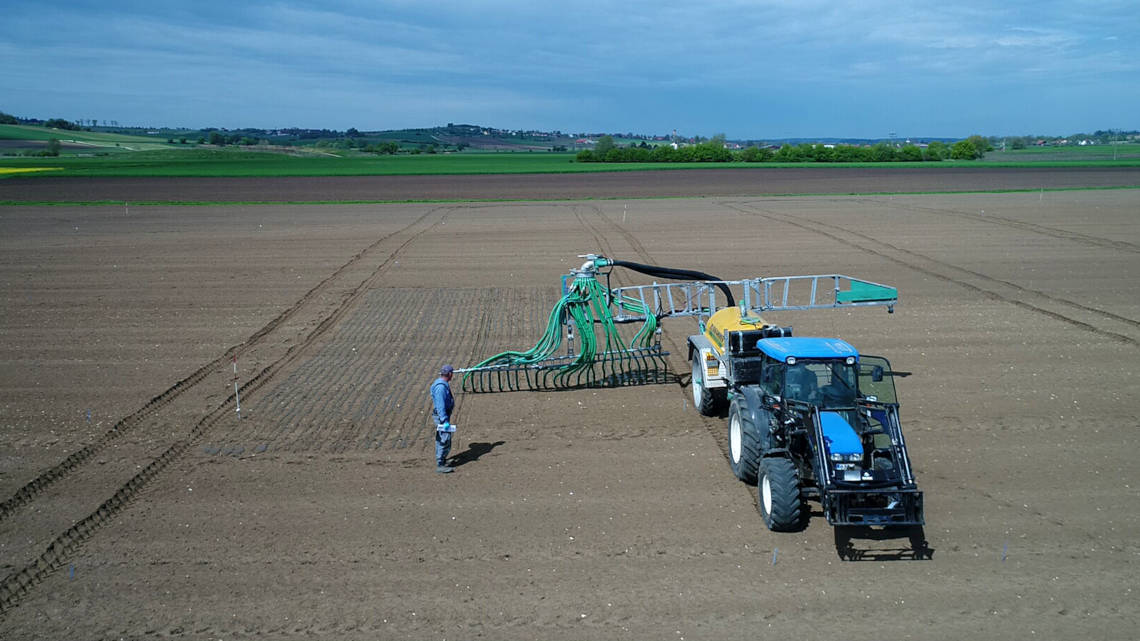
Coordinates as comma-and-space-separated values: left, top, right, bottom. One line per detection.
690, 305, 791, 416
703, 306, 771, 355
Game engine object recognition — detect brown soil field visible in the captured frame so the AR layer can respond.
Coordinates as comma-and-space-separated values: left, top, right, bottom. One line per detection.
3, 166, 1140, 202
1, 176, 1138, 639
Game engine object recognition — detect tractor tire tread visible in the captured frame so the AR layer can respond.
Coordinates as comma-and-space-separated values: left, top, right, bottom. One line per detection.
692, 355, 725, 417
729, 402, 762, 485
698, 388, 726, 417
759, 457, 805, 532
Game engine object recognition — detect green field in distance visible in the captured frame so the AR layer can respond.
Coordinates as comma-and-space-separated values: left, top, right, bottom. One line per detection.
3, 144, 1139, 178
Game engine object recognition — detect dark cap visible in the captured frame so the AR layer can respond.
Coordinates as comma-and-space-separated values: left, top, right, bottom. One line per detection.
440, 364, 455, 375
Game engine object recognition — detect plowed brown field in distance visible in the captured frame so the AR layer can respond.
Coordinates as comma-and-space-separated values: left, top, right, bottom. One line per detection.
1, 174, 1138, 639
4, 166, 1140, 201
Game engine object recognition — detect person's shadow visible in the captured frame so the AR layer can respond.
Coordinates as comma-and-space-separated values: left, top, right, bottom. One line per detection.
450, 441, 506, 468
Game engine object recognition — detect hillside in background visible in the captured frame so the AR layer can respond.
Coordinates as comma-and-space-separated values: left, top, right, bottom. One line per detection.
2, 110, 1136, 164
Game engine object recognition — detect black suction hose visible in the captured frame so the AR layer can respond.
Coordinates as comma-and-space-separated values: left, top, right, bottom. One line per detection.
610, 259, 736, 307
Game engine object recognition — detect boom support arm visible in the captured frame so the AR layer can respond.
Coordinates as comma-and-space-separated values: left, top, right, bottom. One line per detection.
609, 274, 897, 323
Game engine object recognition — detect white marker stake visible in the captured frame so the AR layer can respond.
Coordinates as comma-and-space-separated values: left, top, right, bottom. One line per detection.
233, 355, 242, 418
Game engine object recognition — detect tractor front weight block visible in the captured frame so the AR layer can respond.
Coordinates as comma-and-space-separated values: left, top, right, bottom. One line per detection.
823, 488, 924, 527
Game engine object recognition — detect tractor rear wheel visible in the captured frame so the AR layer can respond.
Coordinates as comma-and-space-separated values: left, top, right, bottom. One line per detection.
691, 353, 724, 417
758, 457, 805, 532
728, 401, 762, 484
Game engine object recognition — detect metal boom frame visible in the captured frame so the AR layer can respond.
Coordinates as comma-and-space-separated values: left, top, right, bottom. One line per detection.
610, 274, 898, 324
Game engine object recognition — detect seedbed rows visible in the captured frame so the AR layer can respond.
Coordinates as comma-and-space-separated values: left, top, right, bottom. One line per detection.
1, 183, 1137, 640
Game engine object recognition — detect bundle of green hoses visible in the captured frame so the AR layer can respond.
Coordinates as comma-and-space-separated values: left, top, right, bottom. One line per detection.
462, 274, 658, 389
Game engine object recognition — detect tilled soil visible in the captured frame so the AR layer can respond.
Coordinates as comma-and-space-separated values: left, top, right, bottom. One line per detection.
0, 177, 1138, 640
2, 166, 1139, 202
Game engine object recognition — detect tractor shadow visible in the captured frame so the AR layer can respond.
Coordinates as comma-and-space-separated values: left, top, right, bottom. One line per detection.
833, 525, 934, 561
450, 441, 506, 468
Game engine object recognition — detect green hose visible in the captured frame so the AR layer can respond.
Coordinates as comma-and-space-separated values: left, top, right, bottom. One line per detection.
463, 272, 662, 391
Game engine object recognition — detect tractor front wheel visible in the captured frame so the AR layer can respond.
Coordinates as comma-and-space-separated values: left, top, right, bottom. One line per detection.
758, 457, 805, 532
691, 353, 724, 417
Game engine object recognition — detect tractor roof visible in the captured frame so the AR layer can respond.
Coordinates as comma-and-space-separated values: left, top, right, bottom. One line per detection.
756, 337, 859, 361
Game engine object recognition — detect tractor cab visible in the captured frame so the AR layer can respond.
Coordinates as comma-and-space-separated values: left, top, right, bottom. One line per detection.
756, 337, 866, 465
755, 336, 860, 406
784, 360, 859, 408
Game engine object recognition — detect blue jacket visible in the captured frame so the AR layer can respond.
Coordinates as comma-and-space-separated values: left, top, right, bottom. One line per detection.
430, 377, 454, 427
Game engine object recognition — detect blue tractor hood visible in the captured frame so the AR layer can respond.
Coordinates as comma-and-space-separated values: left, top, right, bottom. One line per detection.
820, 411, 862, 457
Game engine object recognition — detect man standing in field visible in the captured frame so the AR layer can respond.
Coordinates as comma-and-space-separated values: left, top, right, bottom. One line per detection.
431, 365, 456, 473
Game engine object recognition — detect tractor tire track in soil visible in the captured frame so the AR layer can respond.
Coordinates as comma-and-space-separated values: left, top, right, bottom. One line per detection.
261, 282, 552, 454
572, 202, 691, 361
719, 201, 1140, 346
4, 167, 1139, 203
0, 206, 450, 614
568, 204, 742, 475
573, 202, 701, 367
0, 206, 443, 524
885, 199, 1140, 255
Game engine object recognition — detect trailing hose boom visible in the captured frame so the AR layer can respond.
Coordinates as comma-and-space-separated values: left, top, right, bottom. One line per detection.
460, 256, 668, 392
460, 254, 897, 393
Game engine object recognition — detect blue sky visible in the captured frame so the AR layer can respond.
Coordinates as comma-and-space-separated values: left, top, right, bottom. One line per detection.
2, 1, 1136, 138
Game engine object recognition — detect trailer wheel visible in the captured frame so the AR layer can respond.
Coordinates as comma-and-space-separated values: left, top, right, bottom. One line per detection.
758, 457, 805, 532
728, 401, 761, 484
691, 353, 724, 417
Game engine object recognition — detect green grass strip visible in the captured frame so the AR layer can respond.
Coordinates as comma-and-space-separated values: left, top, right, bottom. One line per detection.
2, 146, 1138, 178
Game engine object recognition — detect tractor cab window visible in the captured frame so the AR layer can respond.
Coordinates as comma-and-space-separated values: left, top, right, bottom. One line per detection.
759, 355, 782, 397
784, 363, 821, 404
819, 361, 858, 408
857, 355, 898, 404
784, 360, 858, 408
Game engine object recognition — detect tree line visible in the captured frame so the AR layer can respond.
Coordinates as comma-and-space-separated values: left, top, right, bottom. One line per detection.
577, 134, 991, 163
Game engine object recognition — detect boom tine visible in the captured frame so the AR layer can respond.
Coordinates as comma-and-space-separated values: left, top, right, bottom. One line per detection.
460, 347, 670, 393
629, 346, 644, 385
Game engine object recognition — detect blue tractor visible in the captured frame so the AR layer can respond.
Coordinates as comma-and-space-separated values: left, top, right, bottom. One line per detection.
576, 259, 925, 538
718, 335, 924, 534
